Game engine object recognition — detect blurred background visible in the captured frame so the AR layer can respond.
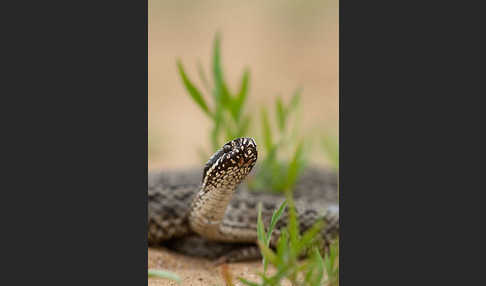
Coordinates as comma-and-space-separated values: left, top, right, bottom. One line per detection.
149, 0, 338, 170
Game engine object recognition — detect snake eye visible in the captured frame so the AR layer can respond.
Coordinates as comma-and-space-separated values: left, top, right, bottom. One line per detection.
223, 144, 232, 153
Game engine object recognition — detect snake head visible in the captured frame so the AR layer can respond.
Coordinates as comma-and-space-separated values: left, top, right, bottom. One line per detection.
202, 137, 258, 185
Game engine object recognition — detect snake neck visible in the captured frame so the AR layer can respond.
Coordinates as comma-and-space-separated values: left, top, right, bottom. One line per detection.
188, 182, 238, 241
188, 137, 258, 242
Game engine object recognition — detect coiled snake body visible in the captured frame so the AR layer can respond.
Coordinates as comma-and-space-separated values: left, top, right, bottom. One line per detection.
148, 137, 339, 262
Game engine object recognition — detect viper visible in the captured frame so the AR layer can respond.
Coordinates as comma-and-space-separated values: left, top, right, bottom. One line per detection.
148, 137, 339, 262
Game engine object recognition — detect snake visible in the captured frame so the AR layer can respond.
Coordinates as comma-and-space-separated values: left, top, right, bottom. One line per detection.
148, 137, 339, 262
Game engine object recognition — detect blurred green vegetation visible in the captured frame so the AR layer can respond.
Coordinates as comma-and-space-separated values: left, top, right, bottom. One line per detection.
177, 33, 339, 285
237, 196, 338, 286
177, 33, 330, 192
177, 33, 251, 151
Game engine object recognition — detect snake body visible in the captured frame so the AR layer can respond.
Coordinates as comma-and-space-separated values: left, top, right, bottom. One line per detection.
148, 137, 339, 261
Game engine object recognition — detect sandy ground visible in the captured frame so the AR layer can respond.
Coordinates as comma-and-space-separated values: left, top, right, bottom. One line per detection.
148, 1, 338, 284
148, 247, 292, 286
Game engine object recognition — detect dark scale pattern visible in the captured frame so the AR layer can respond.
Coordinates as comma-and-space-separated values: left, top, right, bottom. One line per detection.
188, 138, 259, 242
148, 137, 339, 261
148, 168, 201, 243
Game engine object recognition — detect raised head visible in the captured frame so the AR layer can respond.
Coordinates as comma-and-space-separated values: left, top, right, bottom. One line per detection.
202, 137, 258, 187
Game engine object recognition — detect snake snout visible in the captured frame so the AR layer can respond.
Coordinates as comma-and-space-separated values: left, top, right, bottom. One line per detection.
222, 137, 258, 170
202, 137, 258, 183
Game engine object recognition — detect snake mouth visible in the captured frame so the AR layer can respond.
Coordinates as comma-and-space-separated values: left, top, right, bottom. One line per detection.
202, 137, 258, 182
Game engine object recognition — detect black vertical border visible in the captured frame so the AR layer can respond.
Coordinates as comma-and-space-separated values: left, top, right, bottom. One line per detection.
340, 0, 411, 284
339, 0, 484, 284
2, 0, 148, 284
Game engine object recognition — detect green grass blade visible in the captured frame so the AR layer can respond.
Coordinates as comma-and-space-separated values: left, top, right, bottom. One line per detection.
256, 202, 267, 244
329, 239, 338, 268
211, 119, 222, 150
277, 228, 289, 249
285, 141, 304, 190
148, 269, 181, 283
265, 267, 291, 286
289, 88, 302, 112
233, 69, 250, 120
212, 32, 222, 88
295, 220, 324, 254
211, 95, 224, 149
258, 273, 276, 286
276, 96, 286, 132
324, 251, 333, 284
326, 239, 339, 284
236, 115, 251, 138
176, 60, 211, 117
261, 108, 273, 151
223, 112, 237, 141
276, 229, 290, 265
197, 60, 211, 93
285, 192, 299, 250
302, 259, 316, 285
310, 248, 324, 286
256, 202, 269, 273
257, 240, 278, 265
212, 33, 231, 105
265, 200, 287, 243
